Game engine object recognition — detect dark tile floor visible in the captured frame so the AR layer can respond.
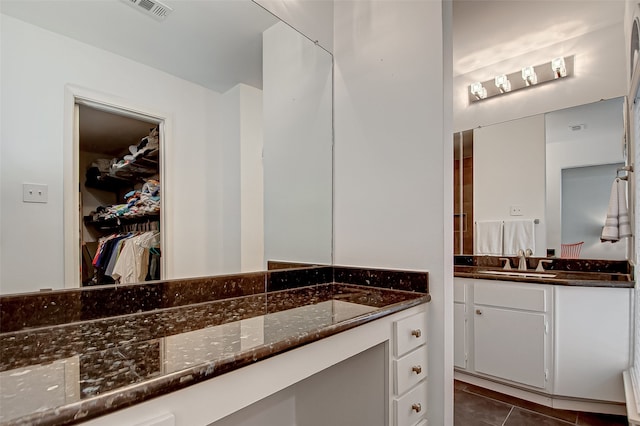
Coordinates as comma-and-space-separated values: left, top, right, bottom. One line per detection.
454, 380, 628, 426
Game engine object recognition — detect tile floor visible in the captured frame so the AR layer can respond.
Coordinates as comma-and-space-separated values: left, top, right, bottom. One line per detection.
454, 380, 629, 426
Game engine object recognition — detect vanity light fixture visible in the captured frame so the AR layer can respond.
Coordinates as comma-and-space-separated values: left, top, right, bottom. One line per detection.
494, 74, 511, 93
468, 55, 573, 103
551, 57, 567, 78
521, 66, 538, 86
470, 82, 488, 100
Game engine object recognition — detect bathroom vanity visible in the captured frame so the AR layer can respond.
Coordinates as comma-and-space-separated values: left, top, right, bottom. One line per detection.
454, 259, 633, 415
0, 266, 430, 426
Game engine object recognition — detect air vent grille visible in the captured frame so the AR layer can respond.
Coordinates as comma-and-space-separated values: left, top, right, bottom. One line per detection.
121, 0, 173, 21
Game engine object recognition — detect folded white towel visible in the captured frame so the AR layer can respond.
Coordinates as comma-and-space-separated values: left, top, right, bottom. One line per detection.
602, 178, 631, 241
475, 221, 503, 255
503, 220, 535, 256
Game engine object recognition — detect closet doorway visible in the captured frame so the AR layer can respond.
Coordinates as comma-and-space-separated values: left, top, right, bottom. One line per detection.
63, 87, 167, 288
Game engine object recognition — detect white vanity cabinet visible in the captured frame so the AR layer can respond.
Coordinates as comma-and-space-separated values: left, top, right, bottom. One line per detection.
554, 285, 631, 403
455, 276, 632, 414
472, 280, 552, 391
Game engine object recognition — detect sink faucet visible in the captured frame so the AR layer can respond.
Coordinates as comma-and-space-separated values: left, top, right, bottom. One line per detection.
517, 249, 532, 270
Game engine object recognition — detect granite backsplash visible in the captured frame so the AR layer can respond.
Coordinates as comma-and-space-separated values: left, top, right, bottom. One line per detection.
0, 265, 429, 333
454, 255, 632, 275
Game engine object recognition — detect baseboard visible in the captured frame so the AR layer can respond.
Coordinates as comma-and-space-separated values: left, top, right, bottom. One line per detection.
455, 371, 626, 416
624, 370, 640, 425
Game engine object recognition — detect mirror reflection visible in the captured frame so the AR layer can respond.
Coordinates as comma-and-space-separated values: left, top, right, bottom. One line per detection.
454, 97, 627, 260
0, 0, 333, 295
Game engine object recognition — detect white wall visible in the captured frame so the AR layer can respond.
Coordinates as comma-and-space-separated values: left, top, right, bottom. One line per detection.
255, 0, 334, 53
0, 14, 224, 293
220, 84, 265, 274
239, 86, 265, 272
220, 87, 242, 274
546, 97, 626, 259
473, 114, 546, 255
454, 24, 626, 132
333, 1, 452, 424
263, 21, 333, 266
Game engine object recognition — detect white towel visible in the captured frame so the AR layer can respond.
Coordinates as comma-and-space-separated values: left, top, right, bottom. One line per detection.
503, 220, 535, 256
474, 221, 503, 255
601, 178, 631, 242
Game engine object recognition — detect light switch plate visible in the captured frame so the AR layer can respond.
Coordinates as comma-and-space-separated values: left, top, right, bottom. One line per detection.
23, 183, 48, 203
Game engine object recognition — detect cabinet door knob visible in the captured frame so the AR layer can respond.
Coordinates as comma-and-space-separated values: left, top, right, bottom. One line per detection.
411, 365, 422, 374
411, 329, 422, 338
475, 309, 482, 316
411, 403, 422, 413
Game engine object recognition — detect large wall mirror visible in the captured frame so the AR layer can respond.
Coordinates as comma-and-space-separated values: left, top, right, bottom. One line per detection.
454, 97, 628, 260
0, 0, 333, 294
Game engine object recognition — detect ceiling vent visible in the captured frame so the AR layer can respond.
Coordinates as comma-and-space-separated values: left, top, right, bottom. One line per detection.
121, 0, 173, 21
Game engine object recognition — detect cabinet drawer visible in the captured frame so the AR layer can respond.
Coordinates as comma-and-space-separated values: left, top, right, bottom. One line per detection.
394, 380, 427, 426
474, 281, 548, 312
395, 345, 428, 395
395, 312, 427, 357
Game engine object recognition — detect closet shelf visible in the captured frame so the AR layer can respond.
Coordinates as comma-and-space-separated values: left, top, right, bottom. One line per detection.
85, 150, 159, 193
85, 175, 136, 193
84, 213, 160, 230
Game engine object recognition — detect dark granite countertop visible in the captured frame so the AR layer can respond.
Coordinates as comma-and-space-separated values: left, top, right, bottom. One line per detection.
454, 266, 634, 288
453, 255, 633, 288
0, 281, 429, 425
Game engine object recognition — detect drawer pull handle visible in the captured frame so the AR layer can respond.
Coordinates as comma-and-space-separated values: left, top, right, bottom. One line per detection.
411, 329, 422, 338
412, 365, 422, 374
475, 309, 482, 316
411, 403, 422, 413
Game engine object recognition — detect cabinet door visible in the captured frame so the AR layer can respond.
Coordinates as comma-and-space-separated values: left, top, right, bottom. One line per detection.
554, 286, 630, 402
474, 306, 547, 389
454, 302, 467, 369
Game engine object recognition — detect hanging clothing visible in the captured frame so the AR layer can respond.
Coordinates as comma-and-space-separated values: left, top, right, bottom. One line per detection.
111, 231, 160, 284
90, 230, 160, 285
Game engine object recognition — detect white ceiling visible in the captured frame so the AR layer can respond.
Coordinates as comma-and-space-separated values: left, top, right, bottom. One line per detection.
0, 0, 279, 93
453, 0, 625, 76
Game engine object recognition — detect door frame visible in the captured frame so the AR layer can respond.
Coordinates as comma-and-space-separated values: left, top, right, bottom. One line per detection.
63, 84, 170, 288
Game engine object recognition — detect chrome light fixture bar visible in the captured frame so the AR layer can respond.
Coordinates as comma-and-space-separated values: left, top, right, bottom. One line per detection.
468, 55, 573, 103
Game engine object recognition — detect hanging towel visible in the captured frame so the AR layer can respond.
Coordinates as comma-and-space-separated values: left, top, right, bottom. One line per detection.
601, 178, 631, 242
474, 221, 503, 255
503, 220, 535, 256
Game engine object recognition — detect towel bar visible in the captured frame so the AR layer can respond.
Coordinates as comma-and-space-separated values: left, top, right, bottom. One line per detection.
617, 165, 634, 180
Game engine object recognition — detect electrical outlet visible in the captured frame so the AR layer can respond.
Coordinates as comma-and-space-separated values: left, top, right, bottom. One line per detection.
23, 183, 48, 203
510, 205, 523, 216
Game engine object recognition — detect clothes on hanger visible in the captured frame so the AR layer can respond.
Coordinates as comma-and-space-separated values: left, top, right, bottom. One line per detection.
90, 229, 160, 285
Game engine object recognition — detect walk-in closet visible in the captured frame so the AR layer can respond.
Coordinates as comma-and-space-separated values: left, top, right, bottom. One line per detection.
79, 104, 162, 286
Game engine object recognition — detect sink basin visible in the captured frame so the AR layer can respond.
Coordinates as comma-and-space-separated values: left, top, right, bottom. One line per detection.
477, 270, 556, 279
